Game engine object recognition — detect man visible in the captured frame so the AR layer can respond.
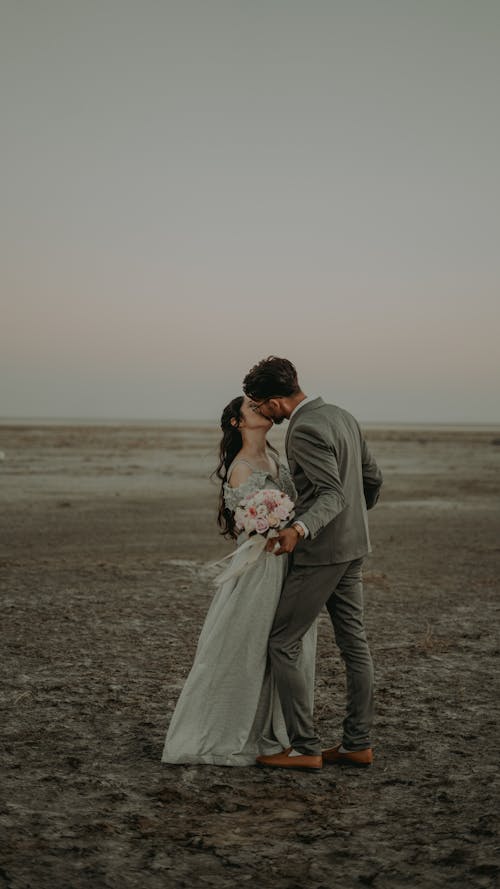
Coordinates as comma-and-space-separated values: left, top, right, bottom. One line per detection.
243, 356, 383, 772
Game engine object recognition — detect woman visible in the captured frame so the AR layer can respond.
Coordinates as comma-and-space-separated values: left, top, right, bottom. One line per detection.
161, 395, 317, 766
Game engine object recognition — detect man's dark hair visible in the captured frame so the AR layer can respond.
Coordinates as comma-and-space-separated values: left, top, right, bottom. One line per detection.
243, 356, 301, 400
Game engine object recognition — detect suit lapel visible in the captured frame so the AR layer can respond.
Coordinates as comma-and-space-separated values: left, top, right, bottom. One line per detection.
285, 397, 324, 455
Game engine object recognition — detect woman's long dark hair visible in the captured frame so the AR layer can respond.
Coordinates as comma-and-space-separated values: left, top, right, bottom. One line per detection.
213, 396, 278, 539
213, 396, 245, 539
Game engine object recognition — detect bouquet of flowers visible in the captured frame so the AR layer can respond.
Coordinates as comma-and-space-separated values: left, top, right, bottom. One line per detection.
234, 488, 295, 537
214, 488, 295, 585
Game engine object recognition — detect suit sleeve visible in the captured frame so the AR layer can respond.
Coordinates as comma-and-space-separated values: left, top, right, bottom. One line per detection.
289, 426, 346, 540
358, 426, 383, 510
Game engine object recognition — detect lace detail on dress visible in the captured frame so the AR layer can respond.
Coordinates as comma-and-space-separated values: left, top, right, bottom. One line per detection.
223, 463, 296, 513
278, 463, 297, 502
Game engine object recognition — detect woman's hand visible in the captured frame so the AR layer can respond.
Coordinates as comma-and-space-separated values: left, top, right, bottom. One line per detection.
265, 527, 300, 556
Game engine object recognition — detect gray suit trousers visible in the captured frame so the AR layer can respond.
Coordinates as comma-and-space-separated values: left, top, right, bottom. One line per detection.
268, 557, 374, 755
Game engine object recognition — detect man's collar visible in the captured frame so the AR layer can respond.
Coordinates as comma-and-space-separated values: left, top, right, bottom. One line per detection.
285, 397, 325, 449
289, 395, 315, 421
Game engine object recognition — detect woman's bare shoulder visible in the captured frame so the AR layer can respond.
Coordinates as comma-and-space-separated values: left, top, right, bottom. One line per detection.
228, 461, 254, 489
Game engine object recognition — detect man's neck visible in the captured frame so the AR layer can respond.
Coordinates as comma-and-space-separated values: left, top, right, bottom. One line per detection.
283, 392, 307, 419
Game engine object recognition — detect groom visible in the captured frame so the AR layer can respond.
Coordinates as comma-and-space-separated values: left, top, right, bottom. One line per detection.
243, 357, 383, 771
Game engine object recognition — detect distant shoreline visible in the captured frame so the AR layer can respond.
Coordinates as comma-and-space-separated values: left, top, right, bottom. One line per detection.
0, 417, 499, 431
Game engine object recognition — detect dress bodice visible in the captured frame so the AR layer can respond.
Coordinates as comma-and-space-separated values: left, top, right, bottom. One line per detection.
223, 462, 296, 514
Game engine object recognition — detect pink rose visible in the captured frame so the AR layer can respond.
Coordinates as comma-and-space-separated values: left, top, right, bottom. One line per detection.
255, 516, 270, 534
275, 503, 291, 521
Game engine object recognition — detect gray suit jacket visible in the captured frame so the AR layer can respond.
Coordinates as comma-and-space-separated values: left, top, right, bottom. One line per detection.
285, 398, 383, 566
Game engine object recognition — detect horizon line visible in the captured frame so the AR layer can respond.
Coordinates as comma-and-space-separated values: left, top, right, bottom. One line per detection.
1, 415, 499, 428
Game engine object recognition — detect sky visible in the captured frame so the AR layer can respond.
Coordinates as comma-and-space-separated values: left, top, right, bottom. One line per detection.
1, 0, 499, 423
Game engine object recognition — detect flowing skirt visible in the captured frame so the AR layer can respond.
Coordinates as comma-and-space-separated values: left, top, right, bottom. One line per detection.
161, 546, 317, 766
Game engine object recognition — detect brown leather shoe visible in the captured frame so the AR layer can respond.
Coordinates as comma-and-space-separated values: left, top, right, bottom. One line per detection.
256, 749, 322, 772
322, 744, 373, 768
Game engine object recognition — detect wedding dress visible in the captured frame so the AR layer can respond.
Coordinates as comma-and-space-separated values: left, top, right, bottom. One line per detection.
161, 459, 317, 766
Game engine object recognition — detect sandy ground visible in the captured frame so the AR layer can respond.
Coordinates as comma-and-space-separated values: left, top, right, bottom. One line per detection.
1, 421, 499, 889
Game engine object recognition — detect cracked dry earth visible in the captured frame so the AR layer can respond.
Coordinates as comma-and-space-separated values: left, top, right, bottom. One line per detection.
1, 423, 499, 889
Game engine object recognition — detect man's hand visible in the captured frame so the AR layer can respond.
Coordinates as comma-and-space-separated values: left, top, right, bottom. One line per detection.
265, 527, 300, 556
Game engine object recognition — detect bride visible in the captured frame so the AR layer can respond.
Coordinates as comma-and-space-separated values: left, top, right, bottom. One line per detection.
161, 395, 317, 766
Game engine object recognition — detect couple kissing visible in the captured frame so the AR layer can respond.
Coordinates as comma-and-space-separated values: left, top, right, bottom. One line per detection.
162, 356, 383, 772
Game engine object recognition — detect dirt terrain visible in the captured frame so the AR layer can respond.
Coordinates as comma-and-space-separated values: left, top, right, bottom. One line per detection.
1, 422, 499, 889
